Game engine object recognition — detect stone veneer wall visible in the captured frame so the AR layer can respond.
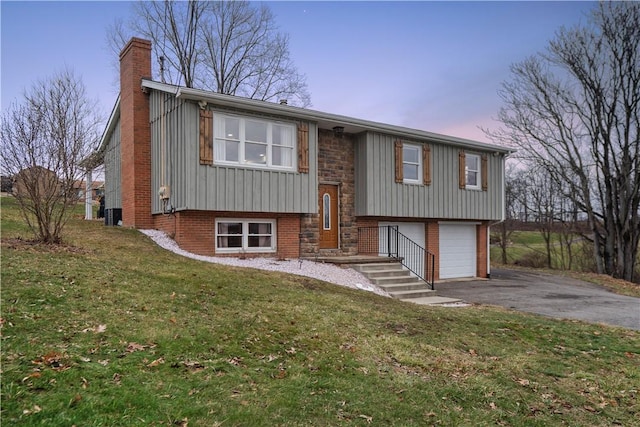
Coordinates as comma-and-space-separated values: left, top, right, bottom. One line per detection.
299, 214, 318, 257
300, 129, 358, 256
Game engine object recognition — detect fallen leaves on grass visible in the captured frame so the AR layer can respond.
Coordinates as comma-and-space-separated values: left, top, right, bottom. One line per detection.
112, 373, 122, 385
340, 342, 357, 353
21, 372, 41, 383
69, 393, 82, 407
147, 357, 165, 367
227, 356, 244, 367
126, 342, 146, 353
175, 360, 205, 373
262, 354, 279, 362
173, 418, 188, 427
22, 405, 42, 415
32, 351, 71, 371
358, 414, 373, 423
81, 324, 106, 333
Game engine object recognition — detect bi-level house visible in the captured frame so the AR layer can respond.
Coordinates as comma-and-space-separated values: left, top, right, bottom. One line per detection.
96, 38, 511, 282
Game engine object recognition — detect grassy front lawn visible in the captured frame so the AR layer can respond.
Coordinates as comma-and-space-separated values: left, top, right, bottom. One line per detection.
2, 196, 639, 426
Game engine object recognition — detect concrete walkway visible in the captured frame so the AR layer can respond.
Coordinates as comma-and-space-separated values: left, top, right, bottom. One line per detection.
434, 268, 640, 330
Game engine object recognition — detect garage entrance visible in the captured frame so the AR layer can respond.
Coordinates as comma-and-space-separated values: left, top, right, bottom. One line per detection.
439, 223, 477, 279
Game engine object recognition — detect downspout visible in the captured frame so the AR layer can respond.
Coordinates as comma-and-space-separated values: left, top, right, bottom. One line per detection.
487, 152, 509, 279
85, 169, 93, 220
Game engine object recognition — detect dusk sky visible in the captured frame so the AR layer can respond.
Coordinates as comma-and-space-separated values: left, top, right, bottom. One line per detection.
1, 1, 596, 144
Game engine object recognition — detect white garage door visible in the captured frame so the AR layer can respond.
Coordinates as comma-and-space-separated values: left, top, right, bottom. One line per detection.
379, 222, 425, 277
439, 223, 477, 279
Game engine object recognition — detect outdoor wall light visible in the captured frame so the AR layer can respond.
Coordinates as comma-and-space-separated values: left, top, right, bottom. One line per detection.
333, 126, 345, 138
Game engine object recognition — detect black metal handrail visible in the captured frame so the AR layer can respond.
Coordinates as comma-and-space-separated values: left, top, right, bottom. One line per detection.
357, 225, 435, 290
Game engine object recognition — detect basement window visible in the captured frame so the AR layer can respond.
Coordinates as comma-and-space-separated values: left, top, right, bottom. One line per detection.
216, 219, 276, 253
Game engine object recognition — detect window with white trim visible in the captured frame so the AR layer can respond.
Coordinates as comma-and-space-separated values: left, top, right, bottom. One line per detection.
214, 114, 295, 170
402, 144, 422, 183
465, 153, 481, 189
216, 219, 276, 253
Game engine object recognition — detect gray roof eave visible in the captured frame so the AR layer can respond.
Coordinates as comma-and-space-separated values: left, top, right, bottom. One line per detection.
142, 79, 514, 154
88, 96, 121, 166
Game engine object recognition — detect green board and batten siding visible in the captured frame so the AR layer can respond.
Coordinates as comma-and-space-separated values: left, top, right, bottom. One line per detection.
149, 91, 318, 215
355, 132, 504, 220
106, 87, 505, 220
103, 115, 121, 211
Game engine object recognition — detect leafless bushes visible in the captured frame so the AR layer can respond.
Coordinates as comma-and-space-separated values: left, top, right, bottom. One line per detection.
0, 69, 101, 243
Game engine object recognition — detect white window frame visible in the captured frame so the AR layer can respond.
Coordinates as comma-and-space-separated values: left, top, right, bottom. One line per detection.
213, 113, 296, 171
402, 143, 422, 184
322, 193, 331, 230
215, 219, 277, 254
465, 153, 481, 190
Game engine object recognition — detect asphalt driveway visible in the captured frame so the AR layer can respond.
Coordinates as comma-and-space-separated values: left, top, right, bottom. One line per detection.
436, 268, 640, 330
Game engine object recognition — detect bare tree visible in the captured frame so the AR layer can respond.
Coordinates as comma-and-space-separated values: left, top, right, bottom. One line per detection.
0, 70, 101, 244
107, 0, 311, 107
495, 161, 522, 264
528, 166, 563, 269
488, 2, 640, 282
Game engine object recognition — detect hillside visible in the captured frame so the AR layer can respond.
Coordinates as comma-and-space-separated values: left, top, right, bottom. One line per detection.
1, 196, 638, 426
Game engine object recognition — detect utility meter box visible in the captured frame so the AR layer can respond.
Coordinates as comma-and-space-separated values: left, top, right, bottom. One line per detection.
158, 185, 170, 200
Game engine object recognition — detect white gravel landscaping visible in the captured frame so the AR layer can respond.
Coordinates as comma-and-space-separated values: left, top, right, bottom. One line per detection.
140, 229, 390, 297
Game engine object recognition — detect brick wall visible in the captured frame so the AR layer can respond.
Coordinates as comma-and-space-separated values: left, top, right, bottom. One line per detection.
119, 38, 153, 229
476, 222, 488, 278
355, 217, 378, 255
174, 211, 216, 255
277, 215, 301, 259
154, 213, 176, 239
426, 221, 440, 281
152, 211, 301, 258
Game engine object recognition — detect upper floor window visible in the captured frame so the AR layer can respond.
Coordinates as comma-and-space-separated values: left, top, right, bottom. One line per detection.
395, 140, 431, 185
402, 144, 422, 184
465, 153, 481, 189
214, 114, 295, 170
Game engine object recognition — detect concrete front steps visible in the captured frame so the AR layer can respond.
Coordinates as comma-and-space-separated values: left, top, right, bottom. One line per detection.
352, 262, 446, 301
310, 256, 463, 306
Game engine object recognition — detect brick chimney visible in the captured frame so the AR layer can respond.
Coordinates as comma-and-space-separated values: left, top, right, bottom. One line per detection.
119, 38, 153, 228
